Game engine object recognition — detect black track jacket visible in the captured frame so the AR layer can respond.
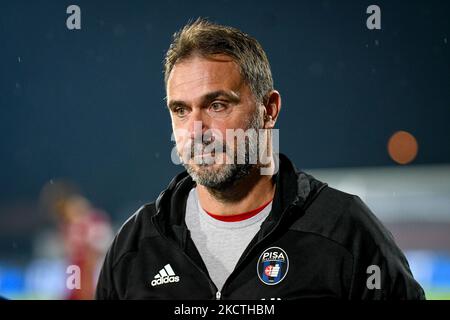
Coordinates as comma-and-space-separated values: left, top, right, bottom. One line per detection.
96, 154, 425, 300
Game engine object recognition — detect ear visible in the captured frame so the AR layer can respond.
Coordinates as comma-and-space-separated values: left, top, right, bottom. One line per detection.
263, 90, 282, 129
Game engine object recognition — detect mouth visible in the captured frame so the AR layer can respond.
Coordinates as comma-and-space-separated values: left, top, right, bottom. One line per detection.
178, 140, 232, 165
191, 150, 218, 163
188, 147, 232, 166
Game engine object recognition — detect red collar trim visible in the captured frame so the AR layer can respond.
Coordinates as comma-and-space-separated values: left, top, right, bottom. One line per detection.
203, 198, 273, 222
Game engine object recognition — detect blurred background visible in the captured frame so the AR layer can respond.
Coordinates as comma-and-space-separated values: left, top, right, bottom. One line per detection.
0, 0, 449, 299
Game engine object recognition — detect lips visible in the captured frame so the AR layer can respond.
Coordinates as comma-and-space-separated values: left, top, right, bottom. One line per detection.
188, 142, 224, 158
190, 150, 226, 165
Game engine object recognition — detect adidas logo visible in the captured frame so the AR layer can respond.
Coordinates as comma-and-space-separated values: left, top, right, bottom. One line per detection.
151, 264, 180, 287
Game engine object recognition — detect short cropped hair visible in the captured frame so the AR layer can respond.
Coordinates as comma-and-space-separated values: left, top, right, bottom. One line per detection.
164, 18, 273, 104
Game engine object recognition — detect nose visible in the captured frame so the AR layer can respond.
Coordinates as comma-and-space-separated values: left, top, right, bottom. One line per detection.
187, 109, 209, 140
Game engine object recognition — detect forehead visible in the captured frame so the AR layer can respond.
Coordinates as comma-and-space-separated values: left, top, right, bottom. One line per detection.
166, 54, 244, 100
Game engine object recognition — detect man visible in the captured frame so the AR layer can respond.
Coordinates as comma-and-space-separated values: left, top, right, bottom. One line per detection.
96, 18, 425, 300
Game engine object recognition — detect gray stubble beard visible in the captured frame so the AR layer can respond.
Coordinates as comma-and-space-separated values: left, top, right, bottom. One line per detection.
180, 107, 263, 191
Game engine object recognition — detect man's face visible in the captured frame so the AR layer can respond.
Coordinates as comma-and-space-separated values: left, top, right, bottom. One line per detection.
166, 54, 263, 189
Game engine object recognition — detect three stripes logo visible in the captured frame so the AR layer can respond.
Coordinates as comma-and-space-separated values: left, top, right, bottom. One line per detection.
151, 264, 180, 287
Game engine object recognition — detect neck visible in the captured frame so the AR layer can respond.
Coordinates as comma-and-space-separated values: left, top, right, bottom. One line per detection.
196, 165, 276, 216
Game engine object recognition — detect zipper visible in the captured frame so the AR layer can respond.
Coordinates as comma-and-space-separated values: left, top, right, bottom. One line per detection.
151, 215, 219, 300
219, 184, 328, 294
219, 204, 296, 295
149, 174, 327, 299
222, 183, 328, 291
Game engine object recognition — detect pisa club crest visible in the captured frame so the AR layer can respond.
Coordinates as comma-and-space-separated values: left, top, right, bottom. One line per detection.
257, 247, 289, 285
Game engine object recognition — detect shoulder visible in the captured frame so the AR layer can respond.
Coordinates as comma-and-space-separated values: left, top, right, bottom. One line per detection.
291, 185, 397, 257
109, 202, 159, 268
292, 185, 425, 299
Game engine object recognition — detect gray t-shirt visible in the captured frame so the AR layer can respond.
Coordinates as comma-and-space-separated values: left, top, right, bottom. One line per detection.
185, 188, 272, 290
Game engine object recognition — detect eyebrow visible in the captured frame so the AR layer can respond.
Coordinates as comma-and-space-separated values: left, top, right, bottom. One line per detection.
167, 90, 241, 111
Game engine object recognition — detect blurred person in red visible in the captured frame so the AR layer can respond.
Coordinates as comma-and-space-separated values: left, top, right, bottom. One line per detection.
40, 180, 113, 300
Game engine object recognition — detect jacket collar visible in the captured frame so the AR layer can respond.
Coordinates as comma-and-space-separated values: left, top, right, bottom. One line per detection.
153, 153, 327, 245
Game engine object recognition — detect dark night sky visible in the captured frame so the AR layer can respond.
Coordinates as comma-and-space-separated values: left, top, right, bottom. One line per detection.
0, 0, 449, 243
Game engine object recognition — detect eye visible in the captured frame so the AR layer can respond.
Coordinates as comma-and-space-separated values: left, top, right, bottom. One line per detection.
209, 102, 227, 112
174, 106, 188, 118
